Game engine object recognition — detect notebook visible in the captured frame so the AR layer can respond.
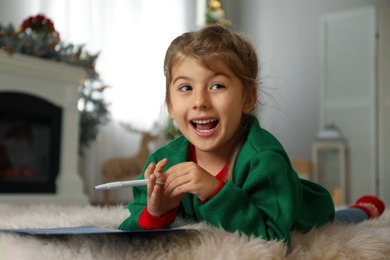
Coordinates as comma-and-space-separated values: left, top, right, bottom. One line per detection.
0, 226, 189, 235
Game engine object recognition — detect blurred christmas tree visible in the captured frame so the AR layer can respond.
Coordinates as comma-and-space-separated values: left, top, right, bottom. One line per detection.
78, 79, 110, 154
205, 0, 231, 26
0, 14, 110, 154
162, 116, 181, 143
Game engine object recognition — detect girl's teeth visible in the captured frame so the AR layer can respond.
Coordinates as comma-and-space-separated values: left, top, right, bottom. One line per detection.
198, 129, 213, 133
192, 119, 218, 132
193, 119, 216, 124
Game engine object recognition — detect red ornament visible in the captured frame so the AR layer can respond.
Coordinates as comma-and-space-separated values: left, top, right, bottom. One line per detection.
19, 14, 60, 43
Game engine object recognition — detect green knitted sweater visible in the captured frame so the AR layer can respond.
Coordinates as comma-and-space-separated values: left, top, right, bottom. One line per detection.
119, 115, 335, 246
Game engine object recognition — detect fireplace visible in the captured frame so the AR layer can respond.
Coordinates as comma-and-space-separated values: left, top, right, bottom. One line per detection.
0, 92, 62, 193
0, 53, 88, 205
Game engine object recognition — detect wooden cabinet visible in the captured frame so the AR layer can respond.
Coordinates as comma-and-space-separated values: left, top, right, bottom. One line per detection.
320, 6, 390, 205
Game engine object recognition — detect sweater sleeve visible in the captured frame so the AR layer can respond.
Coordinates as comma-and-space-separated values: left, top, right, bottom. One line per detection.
138, 207, 178, 229
196, 151, 302, 246
117, 182, 149, 231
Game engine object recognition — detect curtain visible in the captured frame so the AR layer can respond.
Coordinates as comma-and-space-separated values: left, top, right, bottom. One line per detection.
0, 0, 191, 203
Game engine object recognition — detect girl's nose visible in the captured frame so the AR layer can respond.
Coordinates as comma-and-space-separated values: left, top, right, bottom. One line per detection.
192, 90, 210, 110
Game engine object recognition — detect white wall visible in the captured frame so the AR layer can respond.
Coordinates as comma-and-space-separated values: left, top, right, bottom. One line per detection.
221, 0, 389, 159
0, 0, 44, 26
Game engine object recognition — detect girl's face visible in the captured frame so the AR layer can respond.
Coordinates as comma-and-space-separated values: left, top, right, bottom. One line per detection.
168, 56, 255, 159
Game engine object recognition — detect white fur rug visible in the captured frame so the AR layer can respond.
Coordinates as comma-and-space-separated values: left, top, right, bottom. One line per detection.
0, 204, 389, 260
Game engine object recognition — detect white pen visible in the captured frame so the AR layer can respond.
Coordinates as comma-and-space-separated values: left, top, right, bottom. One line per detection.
95, 179, 164, 190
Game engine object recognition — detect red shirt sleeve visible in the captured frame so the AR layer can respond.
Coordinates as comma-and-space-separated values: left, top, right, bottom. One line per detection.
138, 207, 178, 230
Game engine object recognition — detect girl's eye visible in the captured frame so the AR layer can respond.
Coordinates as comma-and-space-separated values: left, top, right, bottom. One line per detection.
211, 84, 225, 90
179, 85, 192, 92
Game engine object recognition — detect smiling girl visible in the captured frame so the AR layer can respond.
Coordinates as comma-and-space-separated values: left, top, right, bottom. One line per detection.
119, 25, 384, 247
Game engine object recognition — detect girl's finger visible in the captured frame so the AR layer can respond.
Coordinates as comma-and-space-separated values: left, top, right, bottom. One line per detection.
144, 162, 156, 179
153, 158, 168, 178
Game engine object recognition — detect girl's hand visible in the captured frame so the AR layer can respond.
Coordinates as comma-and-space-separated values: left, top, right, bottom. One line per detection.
163, 162, 220, 201
145, 159, 183, 216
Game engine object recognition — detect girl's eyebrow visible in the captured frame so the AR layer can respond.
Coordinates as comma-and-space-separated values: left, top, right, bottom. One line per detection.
172, 76, 191, 85
172, 72, 231, 85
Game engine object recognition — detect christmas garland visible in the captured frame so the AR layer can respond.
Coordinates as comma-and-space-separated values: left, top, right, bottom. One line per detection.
0, 14, 109, 154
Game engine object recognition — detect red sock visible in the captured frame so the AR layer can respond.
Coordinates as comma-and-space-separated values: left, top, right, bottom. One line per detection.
350, 195, 385, 218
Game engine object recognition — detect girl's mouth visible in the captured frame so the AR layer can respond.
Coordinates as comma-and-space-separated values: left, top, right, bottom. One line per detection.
191, 119, 219, 133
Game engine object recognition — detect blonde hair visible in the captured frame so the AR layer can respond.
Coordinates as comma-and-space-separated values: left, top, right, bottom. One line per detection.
164, 25, 260, 180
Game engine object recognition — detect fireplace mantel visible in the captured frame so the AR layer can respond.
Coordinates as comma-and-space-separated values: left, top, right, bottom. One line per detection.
0, 52, 89, 205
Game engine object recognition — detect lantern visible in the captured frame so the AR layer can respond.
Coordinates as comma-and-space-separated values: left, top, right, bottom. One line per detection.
312, 123, 348, 205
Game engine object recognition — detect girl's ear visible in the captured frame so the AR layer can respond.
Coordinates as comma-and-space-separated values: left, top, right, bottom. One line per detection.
242, 85, 257, 114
